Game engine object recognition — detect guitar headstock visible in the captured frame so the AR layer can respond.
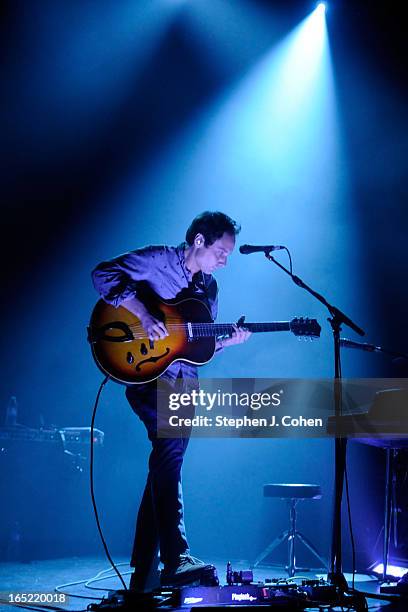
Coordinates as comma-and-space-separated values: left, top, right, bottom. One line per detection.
290, 317, 321, 339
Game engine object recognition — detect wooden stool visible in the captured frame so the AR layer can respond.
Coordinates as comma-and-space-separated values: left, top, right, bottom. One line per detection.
253, 484, 326, 577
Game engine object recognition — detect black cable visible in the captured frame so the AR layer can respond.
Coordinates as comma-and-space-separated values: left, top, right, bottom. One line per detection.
90, 375, 128, 591
337, 338, 358, 593
344, 461, 356, 591
337, 335, 357, 592
283, 247, 293, 274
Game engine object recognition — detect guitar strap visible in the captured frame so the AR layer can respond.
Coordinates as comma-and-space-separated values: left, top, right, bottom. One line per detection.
184, 272, 211, 309
176, 244, 213, 316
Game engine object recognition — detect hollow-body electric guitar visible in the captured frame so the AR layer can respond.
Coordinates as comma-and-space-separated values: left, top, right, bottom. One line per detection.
88, 297, 321, 385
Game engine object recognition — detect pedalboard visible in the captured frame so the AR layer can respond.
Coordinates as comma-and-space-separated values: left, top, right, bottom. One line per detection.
88, 564, 365, 611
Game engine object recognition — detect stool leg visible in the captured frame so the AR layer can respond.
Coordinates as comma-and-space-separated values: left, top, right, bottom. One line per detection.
252, 530, 290, 568
295, 531, 327, 569
288, 499, 297, 577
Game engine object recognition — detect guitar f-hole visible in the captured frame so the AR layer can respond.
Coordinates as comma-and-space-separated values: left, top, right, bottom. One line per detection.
135, 348, 171, 372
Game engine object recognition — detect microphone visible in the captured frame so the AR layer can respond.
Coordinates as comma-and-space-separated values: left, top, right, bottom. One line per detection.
239, 244, 285, 255
340, 338, 379, 353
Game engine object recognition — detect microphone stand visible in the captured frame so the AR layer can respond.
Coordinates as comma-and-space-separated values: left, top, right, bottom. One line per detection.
264, 252, 365, 590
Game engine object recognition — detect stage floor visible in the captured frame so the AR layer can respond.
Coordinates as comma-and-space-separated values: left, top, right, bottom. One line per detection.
0, 556, 404, 611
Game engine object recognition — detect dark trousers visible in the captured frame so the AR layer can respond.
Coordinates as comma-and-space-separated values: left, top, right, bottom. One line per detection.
126, 381, 192, 581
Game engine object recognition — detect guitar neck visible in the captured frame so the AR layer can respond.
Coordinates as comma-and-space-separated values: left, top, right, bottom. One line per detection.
192, 322, 291, 337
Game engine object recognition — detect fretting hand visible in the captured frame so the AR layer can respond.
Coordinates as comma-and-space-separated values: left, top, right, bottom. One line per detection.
220, 324, 252, 348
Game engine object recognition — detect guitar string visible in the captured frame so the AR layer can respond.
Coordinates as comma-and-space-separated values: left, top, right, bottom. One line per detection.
116, 321, 296, 340
126, 323, 290, 332
123, 318, 292, 326
124, 321, 294, 329
125, 321, 292, 327
109, 325, 313, 339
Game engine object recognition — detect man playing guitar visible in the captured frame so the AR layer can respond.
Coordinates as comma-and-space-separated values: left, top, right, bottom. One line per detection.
92, 211, 251, 591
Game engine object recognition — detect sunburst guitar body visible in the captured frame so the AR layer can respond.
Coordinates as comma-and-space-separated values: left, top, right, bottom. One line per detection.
88, 298, 215, 385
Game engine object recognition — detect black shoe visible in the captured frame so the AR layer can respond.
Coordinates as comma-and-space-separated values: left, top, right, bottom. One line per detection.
160, 554, 215, 587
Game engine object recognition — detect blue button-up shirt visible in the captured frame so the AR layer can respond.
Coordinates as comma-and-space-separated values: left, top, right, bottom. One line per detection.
92, 243, 219, 384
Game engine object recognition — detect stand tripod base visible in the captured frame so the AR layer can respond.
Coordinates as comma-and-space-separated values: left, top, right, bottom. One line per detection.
253, 490, 326, 578
253, 528, 327, 577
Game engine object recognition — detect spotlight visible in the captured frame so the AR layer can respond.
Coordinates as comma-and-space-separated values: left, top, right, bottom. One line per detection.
371, 562, 408, 579
316, 2, 327, 12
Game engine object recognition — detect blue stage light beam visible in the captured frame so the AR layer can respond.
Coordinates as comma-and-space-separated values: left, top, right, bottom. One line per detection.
122, 2, 337, 221
95, 3, 367, 379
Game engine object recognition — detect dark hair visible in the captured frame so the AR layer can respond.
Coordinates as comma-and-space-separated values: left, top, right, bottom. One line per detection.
185, 211, 241, 246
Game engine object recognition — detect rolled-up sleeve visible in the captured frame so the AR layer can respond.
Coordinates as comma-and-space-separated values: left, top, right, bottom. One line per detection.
92, 247, 156, 307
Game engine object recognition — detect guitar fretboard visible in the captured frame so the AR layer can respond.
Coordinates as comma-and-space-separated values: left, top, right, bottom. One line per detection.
189, 322, 290, 337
